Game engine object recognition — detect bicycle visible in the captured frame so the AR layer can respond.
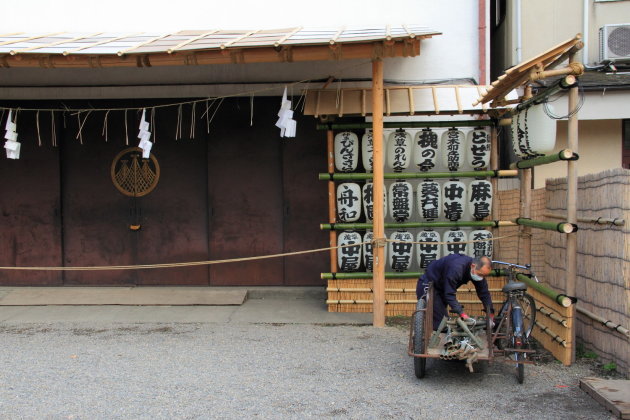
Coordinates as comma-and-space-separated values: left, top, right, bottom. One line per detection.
491, 260, 538, 384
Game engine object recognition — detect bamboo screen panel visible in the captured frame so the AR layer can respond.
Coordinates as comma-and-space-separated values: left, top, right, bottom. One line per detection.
546, 168, 630, 375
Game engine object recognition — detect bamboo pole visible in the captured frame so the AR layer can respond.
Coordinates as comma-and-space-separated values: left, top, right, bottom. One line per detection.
509, 149, 576, 169
327, 130, 337, 273
515, 218, 576, 233
520, 168, 532, 264
515, 75, 577, 112
543, 212, 625, 226
372, 58, 385, 328
576, 306, 630, 337
320, 220, 516, 230
318, 170, 518, 180
539, 306, 569, 328
514, 273, 573, 307
323, 268, 508, 279
316, 120, 494, 130
566, 51, 579, 364
322, 272, 422, 279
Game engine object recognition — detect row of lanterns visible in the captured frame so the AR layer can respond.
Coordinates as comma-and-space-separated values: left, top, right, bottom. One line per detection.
338, 180, 492, 222
337, 229, 493, 272
334, 127, 491, 173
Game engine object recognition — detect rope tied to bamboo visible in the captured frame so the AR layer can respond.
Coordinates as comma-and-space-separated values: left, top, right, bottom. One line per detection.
0, 233, 519, 272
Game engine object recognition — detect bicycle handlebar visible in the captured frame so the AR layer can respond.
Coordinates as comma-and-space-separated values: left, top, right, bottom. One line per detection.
491, 260, 540, 283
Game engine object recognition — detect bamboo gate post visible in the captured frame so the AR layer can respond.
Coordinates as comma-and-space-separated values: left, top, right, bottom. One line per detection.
566, 51, 579, 363
327, 130, 337, 274
371, 58, 385, 327
520, 168, 532, 264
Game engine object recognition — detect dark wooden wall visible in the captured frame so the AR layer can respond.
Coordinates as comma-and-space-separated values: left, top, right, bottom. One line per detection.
0, 98, 328, 286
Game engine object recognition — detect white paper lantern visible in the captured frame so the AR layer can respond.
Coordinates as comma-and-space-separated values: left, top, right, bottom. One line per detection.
468, 180, 492, 220
337, 183, 362, 222
361, 131, 387, 172
389, 181, 413, 222
338, 231, 362, 272
466, 128, 491, 170
334, 131, 359, 172
413, 128, 439, 171
511, 104, 557, 158
443, 180, 466, 221
416, 230, 441, 269
362, 182, 387, 221
469, 230, 493, 259
363, 231, 374, 272
387, 130, 411, 172
388, 230, 414, 272
417, 180, 442, 221
442, 128, 465, 171
444, 229, 468, 256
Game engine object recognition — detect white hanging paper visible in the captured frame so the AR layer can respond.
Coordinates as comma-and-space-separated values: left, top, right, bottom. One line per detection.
275, 87, 297, 138
137, 109, 153, 157
4, 110, 20, 159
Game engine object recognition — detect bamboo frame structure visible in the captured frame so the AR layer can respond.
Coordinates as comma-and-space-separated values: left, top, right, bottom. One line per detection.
509, 149, 576, 169
372, 58, 385, 327
318, 170, 518, 180
316, 120, 494, 130
327, 130, 337, 273
515, 218, 576, 233
321, 221, 517, 230
520, 168, 532, 264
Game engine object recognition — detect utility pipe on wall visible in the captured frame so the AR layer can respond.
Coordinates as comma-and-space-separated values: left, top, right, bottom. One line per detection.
515, 0, 522, 63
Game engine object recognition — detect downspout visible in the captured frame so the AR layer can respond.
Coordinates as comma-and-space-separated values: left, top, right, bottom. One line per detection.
515, 0, 522, 63
478, 0, 488, 85
583, 0, 589, 66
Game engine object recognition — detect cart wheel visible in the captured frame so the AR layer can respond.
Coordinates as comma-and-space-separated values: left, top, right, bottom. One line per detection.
413, 298, 427, 379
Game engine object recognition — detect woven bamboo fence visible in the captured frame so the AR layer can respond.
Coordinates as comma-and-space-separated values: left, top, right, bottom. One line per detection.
545, 168, 630, 375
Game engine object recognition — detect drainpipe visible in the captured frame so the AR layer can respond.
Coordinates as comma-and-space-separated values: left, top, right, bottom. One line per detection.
583, 0, 589, 65
515, 0, 522, 63
478, 0, 488, 85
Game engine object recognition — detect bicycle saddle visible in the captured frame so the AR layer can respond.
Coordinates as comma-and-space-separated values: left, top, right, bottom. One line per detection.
502, 282, 528, 293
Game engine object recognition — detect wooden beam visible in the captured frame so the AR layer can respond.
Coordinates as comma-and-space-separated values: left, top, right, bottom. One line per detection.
372, 58, 385, 328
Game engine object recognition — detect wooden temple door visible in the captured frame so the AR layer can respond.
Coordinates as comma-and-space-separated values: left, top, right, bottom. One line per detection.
60, 109, 209, 285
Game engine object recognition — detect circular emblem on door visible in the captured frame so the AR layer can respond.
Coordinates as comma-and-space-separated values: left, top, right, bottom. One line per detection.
111, 147, 160, 197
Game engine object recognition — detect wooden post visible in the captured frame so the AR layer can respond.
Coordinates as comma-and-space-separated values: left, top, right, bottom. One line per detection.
327, 130, 337, 273
490, 125, 500, 257
520, 168, 532, 264
566, 52, 579, 363
372, 58, 385, 327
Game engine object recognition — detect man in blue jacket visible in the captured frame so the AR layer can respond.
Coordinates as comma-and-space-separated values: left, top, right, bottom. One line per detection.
416, 254, 494, 330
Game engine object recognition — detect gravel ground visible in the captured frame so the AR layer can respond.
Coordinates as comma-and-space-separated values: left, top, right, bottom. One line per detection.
0, 323, 615, 419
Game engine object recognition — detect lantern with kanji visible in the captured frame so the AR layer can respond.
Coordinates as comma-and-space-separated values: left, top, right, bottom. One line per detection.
511, 104, 557, 158
442, 128, 465, 171
363, 231, 374, 272
444, 229, 468, 256
468, 180, 492, 220
414, 128, 439, 171
361, 130, 387, 172
469, 230, 493, 259
387, 129, 411, 172
417, 180, 441, 221
362, 182, 387, 222
388, 230, 414, 272
334, 131, 359, 172
443, 180, 466, 221
337, 183, 361, 222
389, 181, 413, 222
337, 231, 362, 272
466, 128, 491, 170
416, 230, 441, 269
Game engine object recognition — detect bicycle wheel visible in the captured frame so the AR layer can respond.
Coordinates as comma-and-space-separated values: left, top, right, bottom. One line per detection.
413, 298, 427, 379
515, 341, 525, 384
515, 293, 536, 339
511, 307, 526, 384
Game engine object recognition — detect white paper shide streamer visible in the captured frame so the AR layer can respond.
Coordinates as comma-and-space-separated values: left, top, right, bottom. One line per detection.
4, 111, 20, 159
137, 109, 153, 158
275, 87, 297, 138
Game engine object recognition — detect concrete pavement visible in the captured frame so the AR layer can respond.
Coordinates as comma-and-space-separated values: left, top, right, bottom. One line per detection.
0, 287, 373, 324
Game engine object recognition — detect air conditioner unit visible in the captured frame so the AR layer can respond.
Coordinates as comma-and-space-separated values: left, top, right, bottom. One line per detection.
600, 24, 630, 62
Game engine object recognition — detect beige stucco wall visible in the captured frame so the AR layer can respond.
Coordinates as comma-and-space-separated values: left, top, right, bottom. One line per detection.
506, 0, 630, 67
533, 119, 622, 188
